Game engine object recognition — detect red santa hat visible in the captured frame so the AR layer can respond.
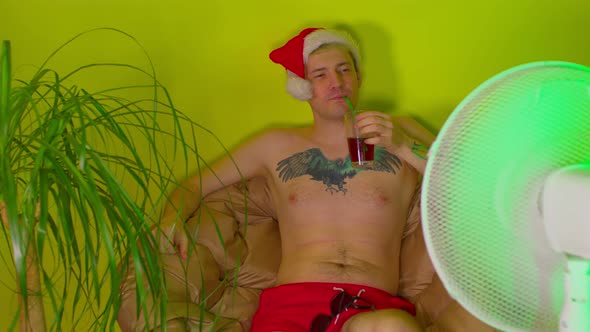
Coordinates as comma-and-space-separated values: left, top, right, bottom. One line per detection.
269, 27, 361, 101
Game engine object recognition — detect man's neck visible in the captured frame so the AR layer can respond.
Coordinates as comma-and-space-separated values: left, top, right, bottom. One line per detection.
311, 117, 345, 143
308, 118, 350, 159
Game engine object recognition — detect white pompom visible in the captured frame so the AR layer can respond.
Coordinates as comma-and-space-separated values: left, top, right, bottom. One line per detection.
285, 71, 312, 101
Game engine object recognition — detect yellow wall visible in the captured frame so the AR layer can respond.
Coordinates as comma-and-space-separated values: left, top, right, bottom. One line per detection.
1, 0, 589, 329
2, 0, 590, 156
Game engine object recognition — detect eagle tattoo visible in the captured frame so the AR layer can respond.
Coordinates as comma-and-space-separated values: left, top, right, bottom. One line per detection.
276, 148, 402, 194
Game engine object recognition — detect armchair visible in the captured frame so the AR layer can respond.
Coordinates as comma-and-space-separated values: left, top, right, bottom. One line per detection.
117, 176, 497, 331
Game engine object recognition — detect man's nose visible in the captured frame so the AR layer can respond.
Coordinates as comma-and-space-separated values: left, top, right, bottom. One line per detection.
328, 72, 344, 88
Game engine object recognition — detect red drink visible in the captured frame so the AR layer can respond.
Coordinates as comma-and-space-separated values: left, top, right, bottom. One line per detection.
347, 137, 374, 168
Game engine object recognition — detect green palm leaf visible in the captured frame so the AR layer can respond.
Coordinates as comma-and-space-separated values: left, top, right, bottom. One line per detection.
0, 28, 244, 331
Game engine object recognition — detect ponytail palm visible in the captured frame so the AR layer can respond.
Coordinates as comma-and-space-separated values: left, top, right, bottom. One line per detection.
0, 29, 220, 331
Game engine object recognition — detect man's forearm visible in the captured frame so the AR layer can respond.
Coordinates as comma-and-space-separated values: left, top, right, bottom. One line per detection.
395, 136, 429, 175
163, 183, 202, 222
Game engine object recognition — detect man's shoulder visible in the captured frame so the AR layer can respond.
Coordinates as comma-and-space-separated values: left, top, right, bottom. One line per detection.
265, 126, 311, 135
239, 127, 312, 164
257, 126, 312, 143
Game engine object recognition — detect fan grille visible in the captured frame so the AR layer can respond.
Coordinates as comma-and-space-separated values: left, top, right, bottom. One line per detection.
423, 62, 590, 331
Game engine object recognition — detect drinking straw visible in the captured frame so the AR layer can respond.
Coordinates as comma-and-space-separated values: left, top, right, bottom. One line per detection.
343, 96, 357, 117
343, 96, 361, 137
342, 96, 371, 156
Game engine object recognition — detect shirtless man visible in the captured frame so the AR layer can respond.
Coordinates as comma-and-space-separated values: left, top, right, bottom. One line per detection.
160, 28, 434, 331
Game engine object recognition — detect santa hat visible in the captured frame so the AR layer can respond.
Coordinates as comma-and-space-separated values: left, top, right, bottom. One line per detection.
269, 28, 361, 101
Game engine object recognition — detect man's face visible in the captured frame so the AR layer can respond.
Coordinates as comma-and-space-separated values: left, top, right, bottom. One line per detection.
305, 45, 360, 118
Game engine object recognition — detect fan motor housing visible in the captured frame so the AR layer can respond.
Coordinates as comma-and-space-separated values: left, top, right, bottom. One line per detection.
543, 164, 590, 259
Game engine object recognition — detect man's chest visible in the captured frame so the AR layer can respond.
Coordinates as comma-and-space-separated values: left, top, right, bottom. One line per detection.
268, 146, 416, 206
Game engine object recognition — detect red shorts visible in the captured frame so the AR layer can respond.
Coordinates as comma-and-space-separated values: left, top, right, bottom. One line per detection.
250, 282, 415, 332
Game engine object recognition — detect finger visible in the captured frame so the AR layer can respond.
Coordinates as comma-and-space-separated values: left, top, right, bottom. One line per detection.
158, 234, 174, 253
358, 124, 393, 138
154, 226, 175, 253
355, 111, 391, 121
176, 233, 188, 260
355, 116, 393, 131
364, 136, 386, 146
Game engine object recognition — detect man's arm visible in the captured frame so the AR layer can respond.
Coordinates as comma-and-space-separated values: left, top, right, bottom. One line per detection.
390, 116, 435, 174
159, 130, 274, 257
356, 112, 435, 174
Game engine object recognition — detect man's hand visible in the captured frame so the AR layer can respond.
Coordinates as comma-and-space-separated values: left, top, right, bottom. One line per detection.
354, 111, 409, 151
155, 214, 189, 260
353, 111, 433, 174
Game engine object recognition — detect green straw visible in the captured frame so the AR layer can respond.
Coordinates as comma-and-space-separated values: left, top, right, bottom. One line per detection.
343, 96, 362, 138
343, 96, 358, 128
342, 96, 371, 157
343, 96, 357, 117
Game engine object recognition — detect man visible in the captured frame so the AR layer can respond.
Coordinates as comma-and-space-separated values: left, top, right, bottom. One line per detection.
160, 27, 434, 331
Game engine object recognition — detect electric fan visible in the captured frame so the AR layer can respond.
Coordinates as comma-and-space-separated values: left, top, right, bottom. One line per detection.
422, 61, 590, 332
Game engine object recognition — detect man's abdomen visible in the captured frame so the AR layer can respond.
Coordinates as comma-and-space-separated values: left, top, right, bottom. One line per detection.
276, 238, 402, 295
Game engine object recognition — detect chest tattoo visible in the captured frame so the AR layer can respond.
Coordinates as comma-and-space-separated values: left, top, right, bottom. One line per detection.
275, 148, 402, 194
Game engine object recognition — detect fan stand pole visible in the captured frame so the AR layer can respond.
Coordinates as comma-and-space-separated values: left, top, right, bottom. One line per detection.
560, 255, 590, 332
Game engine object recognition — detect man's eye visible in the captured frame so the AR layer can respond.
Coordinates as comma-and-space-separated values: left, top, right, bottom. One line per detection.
314, 74, 325, 79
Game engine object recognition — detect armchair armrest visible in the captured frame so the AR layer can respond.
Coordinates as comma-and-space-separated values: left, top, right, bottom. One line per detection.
117, 177, 280, 331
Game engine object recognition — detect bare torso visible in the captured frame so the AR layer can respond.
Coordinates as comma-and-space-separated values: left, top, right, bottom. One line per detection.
262, 128, 419, 295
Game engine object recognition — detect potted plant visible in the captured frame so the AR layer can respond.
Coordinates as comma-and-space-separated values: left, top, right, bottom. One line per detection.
0, 28, 218, 331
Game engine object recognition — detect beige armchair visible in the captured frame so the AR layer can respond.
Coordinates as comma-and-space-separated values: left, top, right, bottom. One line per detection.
117, 176, 497, 331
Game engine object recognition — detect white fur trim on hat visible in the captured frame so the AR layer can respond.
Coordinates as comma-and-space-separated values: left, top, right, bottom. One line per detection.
285, 29, 361, 101
302, 29, 361, 66
286, 70, 313, 101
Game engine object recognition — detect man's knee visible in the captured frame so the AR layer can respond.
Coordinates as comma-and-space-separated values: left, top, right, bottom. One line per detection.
342, 309, 423, 332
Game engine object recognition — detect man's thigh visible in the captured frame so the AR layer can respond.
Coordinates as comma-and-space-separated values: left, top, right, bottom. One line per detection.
341, 309, 423, 332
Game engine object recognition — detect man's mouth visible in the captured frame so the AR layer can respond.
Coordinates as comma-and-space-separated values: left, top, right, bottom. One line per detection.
329, 95, 347, 101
